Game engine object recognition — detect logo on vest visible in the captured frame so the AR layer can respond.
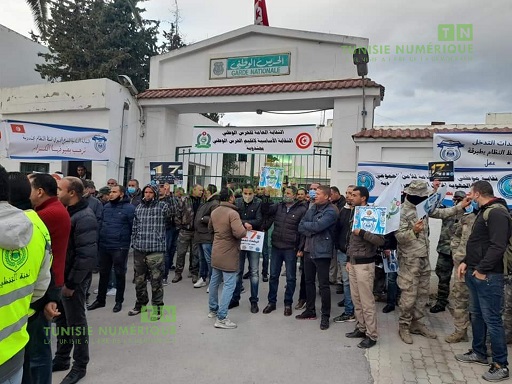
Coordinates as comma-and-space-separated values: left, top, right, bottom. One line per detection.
3, 247, 28, 272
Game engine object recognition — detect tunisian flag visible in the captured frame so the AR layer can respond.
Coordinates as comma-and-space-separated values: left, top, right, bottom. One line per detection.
254, 0, 269, 26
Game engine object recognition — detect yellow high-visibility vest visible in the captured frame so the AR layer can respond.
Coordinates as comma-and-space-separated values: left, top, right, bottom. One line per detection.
0, 210, 52, 366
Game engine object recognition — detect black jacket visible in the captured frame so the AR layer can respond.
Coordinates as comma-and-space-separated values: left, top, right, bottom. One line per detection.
64, 199, 98, 289
258, 194, 274, 231
269, 201, 308, 250
235, 197, 263, 230
335, 206, 353, 253
464, 198, 512, 274
194, 194, 220, 244
99, 196, 135, 249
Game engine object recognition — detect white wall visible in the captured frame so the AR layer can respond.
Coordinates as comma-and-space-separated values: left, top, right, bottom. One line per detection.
0, 25, 49, 88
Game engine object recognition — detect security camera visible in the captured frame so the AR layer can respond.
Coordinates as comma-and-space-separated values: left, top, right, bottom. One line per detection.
117, 75, 139, 96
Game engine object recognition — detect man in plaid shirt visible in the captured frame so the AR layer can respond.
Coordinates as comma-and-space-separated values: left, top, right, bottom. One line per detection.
128, 184, 173, 320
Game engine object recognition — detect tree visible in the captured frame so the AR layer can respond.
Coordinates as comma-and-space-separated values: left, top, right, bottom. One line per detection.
31, 0, 158, 91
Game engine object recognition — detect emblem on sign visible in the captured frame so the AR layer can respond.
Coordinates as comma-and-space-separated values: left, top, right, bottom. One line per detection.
360, 209, 378, 233
357, 171, 375, 192
3, 247, 28, 272
497, 174, 512, 199
195, 131, 212, 149
92, 135, 107, 153
437, 139, 464, 162
213, 61, 225, 76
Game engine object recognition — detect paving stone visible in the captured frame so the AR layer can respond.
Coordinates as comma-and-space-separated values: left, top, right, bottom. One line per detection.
436, 363, 450, 373
426, 367, 440, 376
415, 369, 428, 379
411, 350, 423, 359
413, 359, 426, 369
450, 370, 465, 381
416, 379, 430, 384
401, 354, 413, 362
421, 348, 434, 357
428, 377, 443, 384
440, 373, 454, 383
423, 357, 436, 366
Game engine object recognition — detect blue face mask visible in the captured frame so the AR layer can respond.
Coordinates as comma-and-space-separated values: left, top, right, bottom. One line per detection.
127, 187, 136, 194
471, 200, 479, 210
309, 189, 317, 199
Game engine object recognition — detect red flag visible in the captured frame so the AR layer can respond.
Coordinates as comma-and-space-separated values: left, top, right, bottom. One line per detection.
10, 124, 26, 133
254, 0, 269, 26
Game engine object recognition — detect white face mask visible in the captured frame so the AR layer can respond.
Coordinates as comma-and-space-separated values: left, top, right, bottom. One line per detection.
243, 195, 254, 204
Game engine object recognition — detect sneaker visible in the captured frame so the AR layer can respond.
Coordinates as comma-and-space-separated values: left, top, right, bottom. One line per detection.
194, 278, 207, 288
207, 311, 217, 318
295, 299, 306, 310
107, 288, 117, 296
455, 350, 489, 365
295, 311, 317, 320
93, 288, 99, 294
320, 317, 330, 330
482, 363, 509, 382
333, 313, 355, 323
60, 368, 86, 384
215, 318, 237, 329
162, 279, 169, 286
262, 275, 269, 282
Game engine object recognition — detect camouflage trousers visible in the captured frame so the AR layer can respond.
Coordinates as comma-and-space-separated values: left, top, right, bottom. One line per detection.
398, 256, 430, 327
448, 259, 470, 332
434, 252, 453, 307
133, 250, 164, 309
504, 279, 512, 339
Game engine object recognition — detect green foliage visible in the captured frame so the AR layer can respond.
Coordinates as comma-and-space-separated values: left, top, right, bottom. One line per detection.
26, 0, 48, 34
31, 0, 158, 91
222, 154, 239, 178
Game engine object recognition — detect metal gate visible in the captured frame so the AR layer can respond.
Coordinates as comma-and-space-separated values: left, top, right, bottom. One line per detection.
175, 145, 332, 191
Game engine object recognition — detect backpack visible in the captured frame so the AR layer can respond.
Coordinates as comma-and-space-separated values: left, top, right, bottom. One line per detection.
481, 203, 512, 275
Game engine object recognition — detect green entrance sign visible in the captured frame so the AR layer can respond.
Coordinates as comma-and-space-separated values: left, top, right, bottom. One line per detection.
210, 53, 290, 79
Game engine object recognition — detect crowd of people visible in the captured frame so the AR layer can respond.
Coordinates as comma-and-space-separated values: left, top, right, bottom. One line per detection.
1, 163, 512, 383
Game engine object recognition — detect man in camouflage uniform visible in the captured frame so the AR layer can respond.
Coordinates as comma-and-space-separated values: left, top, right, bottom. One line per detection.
128, 184, 172, 319
430, 191, 466, 313
395, 180, 469, 344
172, 184, 204, 284
445, 203, 477, 343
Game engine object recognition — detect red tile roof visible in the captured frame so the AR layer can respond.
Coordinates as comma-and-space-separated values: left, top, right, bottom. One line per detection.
137, 78, 384, 100
353, 127, 512, 139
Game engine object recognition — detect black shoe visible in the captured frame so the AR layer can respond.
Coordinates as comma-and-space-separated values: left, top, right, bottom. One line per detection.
60, 368, 86, 384
52, 360, 70, 372
358, 337, 377, 349
430, 303, 446, 313
337, 299, 345, 307
243, 271, 250, 279
263, 303, 276, 314
169, 265, 176, 271
320, 317, 330, 330
336, 285, 344, 294
345, 329, 366, 338
113, 303, 122, 313
382, 304, 395, 313
262, 275, 269, 282
87, 300, 105, 311
251, 302, 259, 314
228, 301, 239, 309
295, 311, 317, 320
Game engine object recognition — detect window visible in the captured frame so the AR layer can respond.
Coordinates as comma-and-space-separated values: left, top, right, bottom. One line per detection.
20, 162, 49, 175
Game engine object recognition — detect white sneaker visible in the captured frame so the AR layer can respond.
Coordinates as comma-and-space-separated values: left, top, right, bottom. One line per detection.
107, 288, 117, 296
194, 278, 207, 288
214, 318, 237, 329
208, 311, 217, 318
206, 286, 210, 293
93, 288, 99, 294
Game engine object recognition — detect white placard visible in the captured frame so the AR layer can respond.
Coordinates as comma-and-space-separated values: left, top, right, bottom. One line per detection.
192, 125, 315, 154
416, 185, 447, 219
240, 230, 265, 252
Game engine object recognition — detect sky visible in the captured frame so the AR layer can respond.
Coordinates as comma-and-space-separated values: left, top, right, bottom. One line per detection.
1, 0, 511, 128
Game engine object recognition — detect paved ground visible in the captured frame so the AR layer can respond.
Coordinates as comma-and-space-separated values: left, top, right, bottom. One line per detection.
50, 256, 512, 384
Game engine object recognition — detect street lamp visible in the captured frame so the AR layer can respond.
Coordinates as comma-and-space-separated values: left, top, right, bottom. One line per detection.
353, 48, 369, 130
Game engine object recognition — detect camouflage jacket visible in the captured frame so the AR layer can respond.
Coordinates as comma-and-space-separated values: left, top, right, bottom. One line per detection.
436, 207, 463, 255
175, 195, 203, 231
450, 212, 477, 263
395, 200, 464, 259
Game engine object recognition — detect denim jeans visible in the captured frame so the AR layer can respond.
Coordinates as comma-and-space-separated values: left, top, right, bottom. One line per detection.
337, 251, 354, 314
98, 248, 129, 304
54, 275, 91, 372
268, 247, 297, 306
22, 311, 52, 384
199, 243, 213, 280
1, 367, 23, 384
232, 251, 260, 303
386, 271, 399, 306
261, 231, 270, 276
164, 226, 179, 278
466, 269, 508, 366
209, 268, 237, 320
304, 252, 331, 318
